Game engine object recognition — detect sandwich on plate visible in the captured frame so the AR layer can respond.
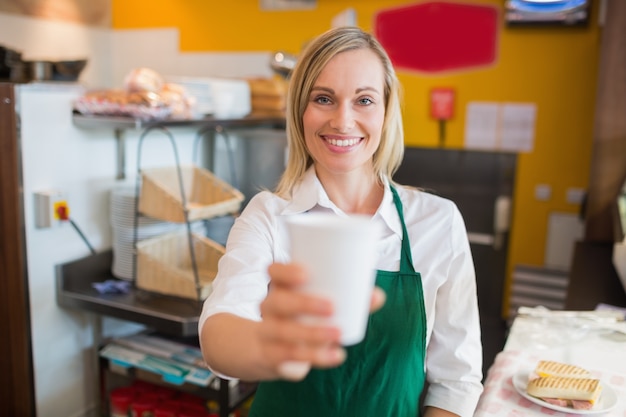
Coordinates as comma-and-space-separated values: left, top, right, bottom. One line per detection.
526, 360, 601, 410
532, 360, 591, 379
527, 376, 601, 410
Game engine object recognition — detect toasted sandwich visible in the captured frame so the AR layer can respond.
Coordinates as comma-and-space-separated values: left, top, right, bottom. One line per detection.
534, 360, 591, 379
527, 376, 602, 410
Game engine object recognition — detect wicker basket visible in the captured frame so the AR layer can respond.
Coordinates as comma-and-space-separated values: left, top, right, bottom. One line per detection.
139, 165, 244, 223
136, 230, 225, 300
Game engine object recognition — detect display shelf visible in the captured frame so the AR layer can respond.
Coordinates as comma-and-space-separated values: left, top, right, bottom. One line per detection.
71, 111, 286, 180
72, 110, 286, 131
57, 251, 257, 416
56, 250, 202, 337
58, 112, 280, 416
101, 356, 257, 417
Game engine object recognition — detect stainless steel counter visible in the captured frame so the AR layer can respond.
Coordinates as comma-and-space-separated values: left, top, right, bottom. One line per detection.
56, 250, 202, 336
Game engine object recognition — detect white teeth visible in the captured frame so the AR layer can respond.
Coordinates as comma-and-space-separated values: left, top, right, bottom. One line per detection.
327, 138, 359, 147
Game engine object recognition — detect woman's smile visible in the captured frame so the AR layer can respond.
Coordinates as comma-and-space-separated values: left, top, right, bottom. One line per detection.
322, 135, 363, 149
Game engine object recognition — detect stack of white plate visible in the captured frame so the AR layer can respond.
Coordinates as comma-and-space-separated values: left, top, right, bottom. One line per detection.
110, 185, 199, 281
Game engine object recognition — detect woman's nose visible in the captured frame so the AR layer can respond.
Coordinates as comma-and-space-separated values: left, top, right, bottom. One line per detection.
329, 103, 355, 132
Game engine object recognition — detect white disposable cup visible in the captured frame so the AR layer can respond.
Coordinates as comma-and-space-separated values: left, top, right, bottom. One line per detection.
286, 213, 379, 346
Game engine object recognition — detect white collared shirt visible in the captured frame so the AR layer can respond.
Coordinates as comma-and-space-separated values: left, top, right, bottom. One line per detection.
199, 167, 484, 416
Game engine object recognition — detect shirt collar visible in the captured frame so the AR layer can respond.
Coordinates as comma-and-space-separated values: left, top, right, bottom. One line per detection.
280, 167, 332, 215
280, 167, 403, 239
376, 179, 403, 239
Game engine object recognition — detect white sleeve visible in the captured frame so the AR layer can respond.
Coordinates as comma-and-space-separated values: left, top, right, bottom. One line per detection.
423, 205, 484, 416
197, 192, 280, 334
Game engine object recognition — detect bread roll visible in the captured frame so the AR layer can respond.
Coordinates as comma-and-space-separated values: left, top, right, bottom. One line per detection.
527, 376, 601, 403
535, 360, 591, 379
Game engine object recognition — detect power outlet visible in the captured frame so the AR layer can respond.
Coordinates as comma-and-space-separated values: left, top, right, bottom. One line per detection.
534, 184, 552, 201
566, 187, 585, 205
34, 191, 69, 228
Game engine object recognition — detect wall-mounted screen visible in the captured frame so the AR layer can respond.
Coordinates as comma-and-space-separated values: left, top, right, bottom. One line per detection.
505, 0, 591, 26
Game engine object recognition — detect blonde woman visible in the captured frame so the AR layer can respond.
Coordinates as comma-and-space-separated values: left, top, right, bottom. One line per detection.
199, 26, 483, 417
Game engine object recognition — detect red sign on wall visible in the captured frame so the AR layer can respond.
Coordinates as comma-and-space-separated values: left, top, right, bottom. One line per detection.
430, 88, 455, 120
374, 1, 498, 73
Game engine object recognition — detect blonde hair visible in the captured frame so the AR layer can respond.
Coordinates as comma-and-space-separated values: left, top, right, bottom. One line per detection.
274, 26, 404, 198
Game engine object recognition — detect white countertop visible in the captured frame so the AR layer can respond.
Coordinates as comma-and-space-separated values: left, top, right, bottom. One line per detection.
475, 308, 626, 416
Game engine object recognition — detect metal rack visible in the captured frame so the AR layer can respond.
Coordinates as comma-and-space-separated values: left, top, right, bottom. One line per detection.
57, 112, 286, 417
71, 111, 285, 180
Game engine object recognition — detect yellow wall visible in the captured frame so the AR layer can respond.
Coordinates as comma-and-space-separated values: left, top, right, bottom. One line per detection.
112, 0, 601, 315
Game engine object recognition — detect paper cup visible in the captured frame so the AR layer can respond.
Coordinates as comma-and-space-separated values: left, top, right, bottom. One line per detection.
287, 213, 379, 346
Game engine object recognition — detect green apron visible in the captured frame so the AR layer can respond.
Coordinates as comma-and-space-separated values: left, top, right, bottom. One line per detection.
250, 186, 427, 416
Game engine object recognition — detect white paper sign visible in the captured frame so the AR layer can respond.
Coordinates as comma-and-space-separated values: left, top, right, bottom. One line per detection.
464, 102, 500, 150
500, 104, 537, 152
464, 101, 537, 152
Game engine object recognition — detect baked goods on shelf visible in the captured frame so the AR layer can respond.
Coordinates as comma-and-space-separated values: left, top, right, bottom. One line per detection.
247, 77, 288, 113
74, 67, 196, 120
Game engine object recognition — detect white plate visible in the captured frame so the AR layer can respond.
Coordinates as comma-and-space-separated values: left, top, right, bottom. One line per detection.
512, 371, 618, 415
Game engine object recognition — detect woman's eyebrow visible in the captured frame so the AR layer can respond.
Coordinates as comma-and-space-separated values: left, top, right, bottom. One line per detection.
310, 86, 380, 95
310, 86, 334, 94
355, 86, 381, 95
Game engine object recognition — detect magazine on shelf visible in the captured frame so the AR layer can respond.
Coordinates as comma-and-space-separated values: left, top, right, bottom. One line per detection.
112, 333, 207, 367
100, 343, 215, 387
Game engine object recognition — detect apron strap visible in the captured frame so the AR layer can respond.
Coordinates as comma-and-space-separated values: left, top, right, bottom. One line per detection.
390, 185, 415, 273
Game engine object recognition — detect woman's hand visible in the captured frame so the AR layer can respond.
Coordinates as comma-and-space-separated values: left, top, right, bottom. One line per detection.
258, 262, 385, 380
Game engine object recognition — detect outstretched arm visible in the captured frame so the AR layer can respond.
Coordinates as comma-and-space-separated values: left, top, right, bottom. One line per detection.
200, 263, 343, 381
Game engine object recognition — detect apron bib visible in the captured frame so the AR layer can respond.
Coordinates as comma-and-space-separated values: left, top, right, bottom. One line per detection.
250, 186, 427, 417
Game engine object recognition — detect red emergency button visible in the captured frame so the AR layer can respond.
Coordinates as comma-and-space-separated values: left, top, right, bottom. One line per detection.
374, 1, 499, 73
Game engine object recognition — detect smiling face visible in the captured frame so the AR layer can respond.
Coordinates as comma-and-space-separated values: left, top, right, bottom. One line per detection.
302, 48, 386, 181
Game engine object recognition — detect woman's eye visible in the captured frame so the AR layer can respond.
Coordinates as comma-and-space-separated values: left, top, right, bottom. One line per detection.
358, 97, 374, 105
314, 95, 332, 104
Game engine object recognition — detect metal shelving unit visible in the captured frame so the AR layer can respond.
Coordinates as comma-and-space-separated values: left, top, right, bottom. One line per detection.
57, 112, 285, 417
